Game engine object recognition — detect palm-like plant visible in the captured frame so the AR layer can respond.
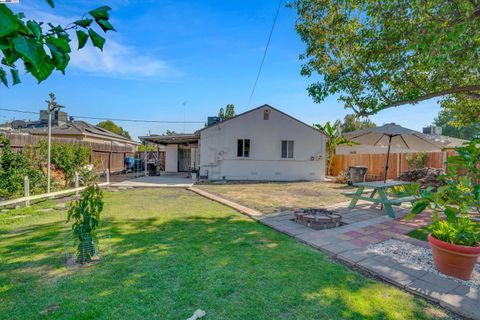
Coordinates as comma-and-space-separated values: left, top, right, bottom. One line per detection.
314, 120, 353, 175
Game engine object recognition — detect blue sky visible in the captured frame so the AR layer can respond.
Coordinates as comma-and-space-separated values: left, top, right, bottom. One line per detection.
2, 0, 441, 140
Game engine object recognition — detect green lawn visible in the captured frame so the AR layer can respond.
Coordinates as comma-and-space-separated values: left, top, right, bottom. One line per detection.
0, 188, 448, 319
196, 181, 353, 214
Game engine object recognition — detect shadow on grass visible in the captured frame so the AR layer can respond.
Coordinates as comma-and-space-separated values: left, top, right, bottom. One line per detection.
0, 214, 442, 320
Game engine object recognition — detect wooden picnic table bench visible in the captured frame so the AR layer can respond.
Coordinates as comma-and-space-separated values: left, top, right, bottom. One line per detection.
343, 181, 417, 218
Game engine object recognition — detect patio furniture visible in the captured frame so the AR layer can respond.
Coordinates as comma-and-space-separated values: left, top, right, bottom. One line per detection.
342, 180, 417, 218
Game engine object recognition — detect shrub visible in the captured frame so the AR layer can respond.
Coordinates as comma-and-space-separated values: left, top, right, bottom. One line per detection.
0, 137, 45, 199
406, 139, 480, 246
39, 141, 91, 187
67, 184, 104, 263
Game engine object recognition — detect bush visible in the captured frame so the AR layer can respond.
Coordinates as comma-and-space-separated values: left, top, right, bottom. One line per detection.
406, 152, 428, 169
0, 137, 45, 199
39, 141, 91, 187
407, 139, 480, 246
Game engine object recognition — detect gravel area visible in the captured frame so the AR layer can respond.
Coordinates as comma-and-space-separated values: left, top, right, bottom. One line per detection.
367, 239, 480, 289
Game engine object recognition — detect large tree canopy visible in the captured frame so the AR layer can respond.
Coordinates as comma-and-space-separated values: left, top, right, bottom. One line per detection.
96, 120, 131, 140
292, 0, 480, 125
0, 1, 115, 86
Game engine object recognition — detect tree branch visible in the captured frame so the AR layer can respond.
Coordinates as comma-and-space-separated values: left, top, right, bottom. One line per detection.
357, 85, 480, 116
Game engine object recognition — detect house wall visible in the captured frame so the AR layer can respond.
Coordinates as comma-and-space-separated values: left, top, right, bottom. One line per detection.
165, 144, 178, 172
199, 106, 326, 181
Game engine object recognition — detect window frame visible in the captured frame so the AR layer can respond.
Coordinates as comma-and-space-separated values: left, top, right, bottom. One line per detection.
281, 140, 294, 159
237, 139, 250, 158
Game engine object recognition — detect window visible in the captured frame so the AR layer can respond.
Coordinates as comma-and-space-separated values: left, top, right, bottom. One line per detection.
281, 140, 294, 159
263, 109, 270, 120
237, 139, 250, 157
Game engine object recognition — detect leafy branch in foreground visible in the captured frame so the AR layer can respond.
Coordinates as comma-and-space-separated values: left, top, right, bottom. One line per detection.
0, 1, 115, 86
292, 0, 480, 125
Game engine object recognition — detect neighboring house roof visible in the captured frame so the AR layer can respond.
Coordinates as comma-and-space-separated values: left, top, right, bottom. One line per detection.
423, 134, 467, 149
139, 133, 200, 145
25, 120, 139, 145
196, 104, 326, 136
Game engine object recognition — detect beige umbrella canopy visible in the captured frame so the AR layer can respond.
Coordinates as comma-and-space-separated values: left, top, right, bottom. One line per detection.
344, 123, 442, 182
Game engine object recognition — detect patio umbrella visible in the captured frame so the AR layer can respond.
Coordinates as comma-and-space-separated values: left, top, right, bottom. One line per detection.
344, 123, 442, 182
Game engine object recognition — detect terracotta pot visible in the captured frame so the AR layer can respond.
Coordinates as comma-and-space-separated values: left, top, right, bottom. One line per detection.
428, 234, 480, 280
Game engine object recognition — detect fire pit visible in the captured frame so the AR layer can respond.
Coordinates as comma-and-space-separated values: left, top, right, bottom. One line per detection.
293, 208, 343, 230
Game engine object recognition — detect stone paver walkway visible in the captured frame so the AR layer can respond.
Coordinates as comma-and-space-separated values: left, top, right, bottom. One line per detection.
188, 187, 479, 319
261, 202, 479, 320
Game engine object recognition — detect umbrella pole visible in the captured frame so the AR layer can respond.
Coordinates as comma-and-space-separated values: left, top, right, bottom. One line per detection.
384, 135, 393, 183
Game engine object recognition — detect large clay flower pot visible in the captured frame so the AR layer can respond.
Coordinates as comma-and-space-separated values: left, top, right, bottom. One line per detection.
428, 234, 480, 280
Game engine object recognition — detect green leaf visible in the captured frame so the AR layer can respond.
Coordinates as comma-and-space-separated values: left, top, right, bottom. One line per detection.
45, 36, 71, 53
88, 6, 112, 20
46, 0, 55, 8
444, 206, 457, 222
411, 200, 428, 215
76, 30, 89, 49
74, 19, 93, 28
11, 35, 47, 70
10, 68, 20, 85
27, 20, 42, 40
25, 58, 55, 82
95, 19, 116, 33
0, 5, 18, 37
0, 68, 8, 87
0, 37, 9, 50
88, 29, 105, 51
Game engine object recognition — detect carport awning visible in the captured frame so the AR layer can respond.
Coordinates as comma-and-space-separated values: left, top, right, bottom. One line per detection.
139, 133, 200, 145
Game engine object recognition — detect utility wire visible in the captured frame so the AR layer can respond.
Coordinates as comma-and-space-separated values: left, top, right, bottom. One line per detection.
0, 107, 205, 124
247, 0, 282, 108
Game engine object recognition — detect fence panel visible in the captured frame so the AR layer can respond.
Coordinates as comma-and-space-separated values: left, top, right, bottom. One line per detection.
331, 151, 450, 180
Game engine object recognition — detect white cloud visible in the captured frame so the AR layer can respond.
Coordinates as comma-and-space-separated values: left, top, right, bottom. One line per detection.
70, 40, 169, 78
14, 3, 172, 79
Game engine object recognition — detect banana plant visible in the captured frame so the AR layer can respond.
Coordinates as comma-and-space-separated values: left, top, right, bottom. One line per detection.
313, 120, 354, 175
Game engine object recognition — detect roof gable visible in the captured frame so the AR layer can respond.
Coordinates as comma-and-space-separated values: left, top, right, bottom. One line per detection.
197, 104, 325, 136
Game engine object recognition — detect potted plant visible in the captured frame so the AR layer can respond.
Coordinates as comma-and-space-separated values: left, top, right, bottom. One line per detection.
407, 139, 480, 280
67, 184, 104, 264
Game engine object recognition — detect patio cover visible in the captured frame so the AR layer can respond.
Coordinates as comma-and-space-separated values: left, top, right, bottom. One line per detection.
139, 133, 200, 145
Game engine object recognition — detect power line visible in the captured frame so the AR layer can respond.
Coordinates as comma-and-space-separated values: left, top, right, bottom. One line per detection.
0, 107, 205, 124
247, 0, 282, 108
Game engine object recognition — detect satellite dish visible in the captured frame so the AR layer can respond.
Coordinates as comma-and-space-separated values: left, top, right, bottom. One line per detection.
11, 120, 27, 129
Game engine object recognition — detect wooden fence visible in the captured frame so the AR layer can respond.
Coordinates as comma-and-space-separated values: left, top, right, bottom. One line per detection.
1, 132, 135, 173
331, 151, 456, 180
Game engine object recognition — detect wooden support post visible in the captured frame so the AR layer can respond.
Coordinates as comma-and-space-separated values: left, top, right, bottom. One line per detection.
144, 143, 148, 176
75, 172, 80, 197
24, 176, 30, 207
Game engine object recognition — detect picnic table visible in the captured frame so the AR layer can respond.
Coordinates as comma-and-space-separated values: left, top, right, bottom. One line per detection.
342, 181, 417, 218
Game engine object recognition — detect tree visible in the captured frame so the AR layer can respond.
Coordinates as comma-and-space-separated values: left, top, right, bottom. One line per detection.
433, 110, 479, 140
0, 1, 115, 86
164, 130, 176, 136
218, 108, 225, 119
225, 104, 235, 119
340, 114, 376, 133
96, 120, 131, 140
292, 1, 480, 126
313, 121, 353, 175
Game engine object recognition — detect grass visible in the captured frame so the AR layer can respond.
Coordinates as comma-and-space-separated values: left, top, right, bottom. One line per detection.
0, 188, 449, 319
408, 222, 480, 242
196, 181, 353, 214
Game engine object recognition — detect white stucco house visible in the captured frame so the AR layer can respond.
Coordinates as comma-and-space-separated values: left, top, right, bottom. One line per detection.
140, 104, 327, 181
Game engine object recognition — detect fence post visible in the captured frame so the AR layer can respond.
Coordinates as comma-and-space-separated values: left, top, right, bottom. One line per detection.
75, 172, 80, 197
106, 168, 110, 189
24, 176, 30, 207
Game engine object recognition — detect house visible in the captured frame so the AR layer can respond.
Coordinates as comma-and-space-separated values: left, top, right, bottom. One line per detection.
1, 110, 139, 173
140, 104, 327, 181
